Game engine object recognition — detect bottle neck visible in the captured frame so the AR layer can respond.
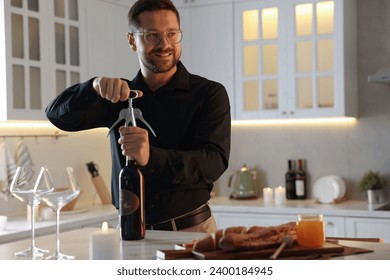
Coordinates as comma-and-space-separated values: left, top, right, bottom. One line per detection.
126, 157, 137, 167
298, 160, 303, 170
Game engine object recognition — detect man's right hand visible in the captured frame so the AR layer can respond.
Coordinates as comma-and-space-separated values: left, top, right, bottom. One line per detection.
93, 77, 131, 103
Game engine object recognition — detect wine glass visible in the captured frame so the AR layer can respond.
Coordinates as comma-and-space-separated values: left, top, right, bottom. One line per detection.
42, 167, 80, 260
10, 166, 54, 258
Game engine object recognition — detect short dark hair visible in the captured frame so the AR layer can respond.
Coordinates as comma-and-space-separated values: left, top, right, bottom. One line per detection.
128, 0, 180, 32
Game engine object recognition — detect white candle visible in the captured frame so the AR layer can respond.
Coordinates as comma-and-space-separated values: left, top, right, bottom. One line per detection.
275, 186, 286, 206
0, 216, 7, 231
263, 187, 274, 205
89, 221, 121, 260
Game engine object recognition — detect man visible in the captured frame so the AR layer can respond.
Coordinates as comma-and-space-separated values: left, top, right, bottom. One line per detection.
45, 0, 231, 233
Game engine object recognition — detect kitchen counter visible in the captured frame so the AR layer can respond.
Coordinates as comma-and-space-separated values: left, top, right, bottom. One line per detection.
0, 227, 389, 260
0, 228, 205, 260
1, 197, 389, 245
209, 197, 390, 218
0, 205, 118, 245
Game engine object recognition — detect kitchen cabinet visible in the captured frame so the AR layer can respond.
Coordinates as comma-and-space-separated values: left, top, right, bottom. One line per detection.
84, 0, 139, 79
173, 0, 235, 112
212, 211, 346, 237
346, 217, 390, 243
324, 215, 346, 237
213, 212, 293, 228
234, 0, 357, 120
0, 0, 87, 120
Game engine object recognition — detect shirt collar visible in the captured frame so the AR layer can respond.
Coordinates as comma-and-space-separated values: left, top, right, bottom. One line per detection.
132, 61, 190, 93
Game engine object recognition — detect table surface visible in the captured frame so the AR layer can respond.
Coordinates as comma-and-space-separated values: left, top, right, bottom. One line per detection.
0, 227, 389, 260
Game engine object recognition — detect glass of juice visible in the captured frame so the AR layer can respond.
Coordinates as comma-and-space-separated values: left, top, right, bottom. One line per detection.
296, 214, 325, 247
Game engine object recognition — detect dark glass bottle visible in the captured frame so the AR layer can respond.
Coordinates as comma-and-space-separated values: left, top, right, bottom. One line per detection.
295, 159, 306, 199
119, 159, 145, 240
285, 160, 296, 199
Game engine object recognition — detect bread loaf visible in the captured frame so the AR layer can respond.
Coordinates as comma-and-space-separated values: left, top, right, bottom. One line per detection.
193, 234, 216, 252
192, 222, 297, 252
219, 222, 297, 251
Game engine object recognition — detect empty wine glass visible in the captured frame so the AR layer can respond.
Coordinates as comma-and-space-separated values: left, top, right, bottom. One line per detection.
10, 166, 54, 258
42, 167, 80, 260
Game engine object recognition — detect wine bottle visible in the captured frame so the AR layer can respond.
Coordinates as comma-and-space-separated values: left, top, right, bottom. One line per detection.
119, 159, 145, 240
295, 159, 306, 199
285, 160, 296, 199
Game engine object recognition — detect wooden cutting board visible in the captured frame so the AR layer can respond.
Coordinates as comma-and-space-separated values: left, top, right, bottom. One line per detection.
157, 242, 344, 260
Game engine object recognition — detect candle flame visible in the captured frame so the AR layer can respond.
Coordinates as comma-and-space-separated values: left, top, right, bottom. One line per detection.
102, 221, 108, 231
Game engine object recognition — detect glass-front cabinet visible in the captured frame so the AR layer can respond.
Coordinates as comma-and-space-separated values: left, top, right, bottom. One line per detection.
234, 0, 357, 120
0, 0, 85, 120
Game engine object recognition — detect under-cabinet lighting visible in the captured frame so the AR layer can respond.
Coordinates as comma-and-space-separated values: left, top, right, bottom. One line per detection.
0, 120, 56, 129
232, 117, 357, 126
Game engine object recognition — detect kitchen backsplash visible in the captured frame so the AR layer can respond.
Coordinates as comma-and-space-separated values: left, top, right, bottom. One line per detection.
0, 126, 112, 216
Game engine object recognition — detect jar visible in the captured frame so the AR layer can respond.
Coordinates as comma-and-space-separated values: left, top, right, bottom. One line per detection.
296, 214, 325, 247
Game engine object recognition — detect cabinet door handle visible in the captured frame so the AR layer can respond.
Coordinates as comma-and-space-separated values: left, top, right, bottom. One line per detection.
327, 222, 334, 226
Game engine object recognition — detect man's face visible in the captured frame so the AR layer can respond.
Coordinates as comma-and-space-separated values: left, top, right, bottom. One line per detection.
129, 10, 182, 74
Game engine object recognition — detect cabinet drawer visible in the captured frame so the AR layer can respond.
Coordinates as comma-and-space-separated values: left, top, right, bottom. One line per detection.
346, 217, 390, 242
213, 212, 294, 228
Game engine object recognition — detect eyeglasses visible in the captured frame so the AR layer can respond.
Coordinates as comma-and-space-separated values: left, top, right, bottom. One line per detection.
132, 29, 183, 45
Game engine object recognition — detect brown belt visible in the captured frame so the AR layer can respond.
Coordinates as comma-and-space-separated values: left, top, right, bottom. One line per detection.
146, 204, 211, 231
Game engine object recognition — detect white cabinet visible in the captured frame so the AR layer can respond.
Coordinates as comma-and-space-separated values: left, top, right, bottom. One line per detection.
85, 0, 139, 79
346, 217, 390, 242
213, 211, 346, 237
174, 0, 235, 112
234, 0, 357, 120
0, 0, 86, 120
213, 212, 293, 228
324, 216, 346, 237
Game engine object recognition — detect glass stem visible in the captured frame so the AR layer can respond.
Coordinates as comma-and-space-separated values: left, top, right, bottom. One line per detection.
31, 205, 36, 250
55, 208, 61, 254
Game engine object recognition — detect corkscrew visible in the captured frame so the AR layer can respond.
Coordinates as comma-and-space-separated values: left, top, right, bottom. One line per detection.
107, 90, 156, 137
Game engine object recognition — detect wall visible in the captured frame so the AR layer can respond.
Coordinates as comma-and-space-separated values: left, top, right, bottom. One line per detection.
214, 0, 390, 203
1, 0, 390, 216
0, 126, 111, 215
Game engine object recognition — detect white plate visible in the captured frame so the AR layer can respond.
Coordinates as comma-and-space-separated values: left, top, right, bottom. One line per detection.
313, 175, 346, 204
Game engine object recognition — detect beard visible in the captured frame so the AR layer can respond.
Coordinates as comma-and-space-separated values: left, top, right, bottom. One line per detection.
140, 47, 181, 73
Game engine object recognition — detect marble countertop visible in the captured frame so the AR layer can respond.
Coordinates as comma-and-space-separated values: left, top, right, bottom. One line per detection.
0, 205, 118, 244
0, 228, 206, 260
0, 227, 389, 260
209, 197, 390, 218
2, 197, 389, 245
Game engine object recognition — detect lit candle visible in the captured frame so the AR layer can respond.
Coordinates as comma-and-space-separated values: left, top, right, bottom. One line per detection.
263, 187, 274, 205
275, 186, 286, 206
0, 216, 7, 231
89, 221, 121, 260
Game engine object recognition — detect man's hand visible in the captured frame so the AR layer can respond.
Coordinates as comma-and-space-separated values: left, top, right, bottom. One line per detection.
118, 126, 150, 166
93, 77, 131, 103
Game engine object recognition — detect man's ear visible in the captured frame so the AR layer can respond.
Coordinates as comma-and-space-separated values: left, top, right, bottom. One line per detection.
127, 32, 137, 51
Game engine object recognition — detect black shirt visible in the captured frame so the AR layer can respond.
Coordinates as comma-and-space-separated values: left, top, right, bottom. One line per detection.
45, 61, 231, 224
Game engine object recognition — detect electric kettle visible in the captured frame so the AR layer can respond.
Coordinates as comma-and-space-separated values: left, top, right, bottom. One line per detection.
228, 164, 258, 199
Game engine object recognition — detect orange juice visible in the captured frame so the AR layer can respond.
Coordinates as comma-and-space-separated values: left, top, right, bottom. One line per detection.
296, 214, 325, 247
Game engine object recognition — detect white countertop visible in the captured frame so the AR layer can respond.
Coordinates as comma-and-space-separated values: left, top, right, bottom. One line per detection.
0, 205, 118, 244
0, 227, 389, 260
0, 228, 206, 260
1, 197, 389, 246
209, 197, 390, 219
